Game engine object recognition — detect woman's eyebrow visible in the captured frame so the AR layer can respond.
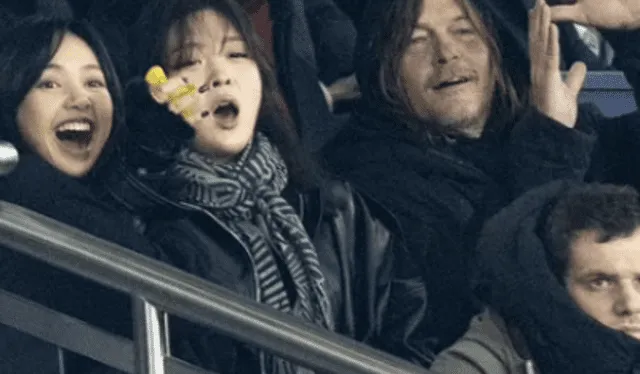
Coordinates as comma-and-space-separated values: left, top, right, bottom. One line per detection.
45, 63, 102, 71
223, 34, 244, 43
167, 42, 203, 58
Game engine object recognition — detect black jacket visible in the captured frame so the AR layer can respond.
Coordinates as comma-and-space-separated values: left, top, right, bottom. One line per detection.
0, 154, 158, 374
115, 171, 432, 372
0, 17, 158, 367
474, 181, 640, 374
118, 79, 434, 371
324, 106, 597, 353
269, 0, 339, 152
322, 0, 640, 355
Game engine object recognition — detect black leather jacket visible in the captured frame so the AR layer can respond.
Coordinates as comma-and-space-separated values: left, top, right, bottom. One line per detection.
109, 166, 433, 373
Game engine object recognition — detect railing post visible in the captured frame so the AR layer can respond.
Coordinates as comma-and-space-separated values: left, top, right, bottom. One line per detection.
133, 298, 167, 374
57, 348, 66, 374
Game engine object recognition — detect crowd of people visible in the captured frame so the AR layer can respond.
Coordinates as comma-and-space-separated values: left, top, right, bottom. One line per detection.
1, 0, 640, 373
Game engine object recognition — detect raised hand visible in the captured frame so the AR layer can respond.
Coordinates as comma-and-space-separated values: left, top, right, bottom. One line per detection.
145, 66, 205, 128
549, 0, 640, 30
530, 0, 587, 128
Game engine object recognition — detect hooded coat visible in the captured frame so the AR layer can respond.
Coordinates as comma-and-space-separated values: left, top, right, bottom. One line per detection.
322, 0, 640, 355
451, 180, 640, 374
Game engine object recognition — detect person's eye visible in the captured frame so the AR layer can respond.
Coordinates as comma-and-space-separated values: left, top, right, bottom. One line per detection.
588, 277, 614, 291
87, 78, 106, 88
36, 80, 59, 89
455, 28, 475, 35
410, 34, 429, 44
228, 52, 249, 59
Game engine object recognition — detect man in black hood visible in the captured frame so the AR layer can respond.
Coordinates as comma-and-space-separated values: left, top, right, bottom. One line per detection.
430, 181, 640, 374
323, 0, 640, 356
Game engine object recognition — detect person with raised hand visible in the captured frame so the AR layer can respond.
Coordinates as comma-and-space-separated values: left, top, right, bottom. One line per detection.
322, 0, 640, 357
116, 0, 433, 371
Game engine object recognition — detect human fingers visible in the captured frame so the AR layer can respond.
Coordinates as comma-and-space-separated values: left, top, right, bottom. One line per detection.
549, 1, 587, 24
144, 65, 197, 105
565, 61, 587, 95
546, 22, 561, 69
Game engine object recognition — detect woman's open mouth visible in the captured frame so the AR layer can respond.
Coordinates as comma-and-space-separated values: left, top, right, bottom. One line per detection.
55, 119, 95, 154
213, 100, 240, 129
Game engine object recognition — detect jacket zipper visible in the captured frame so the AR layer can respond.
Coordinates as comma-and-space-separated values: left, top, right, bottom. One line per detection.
178, 202, 269, 374
178, 202, 261, 304
115, 170, 269, 372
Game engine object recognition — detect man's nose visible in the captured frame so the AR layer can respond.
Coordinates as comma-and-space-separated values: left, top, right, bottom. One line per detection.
433, 37, 460, 64
614, 281, 640, 316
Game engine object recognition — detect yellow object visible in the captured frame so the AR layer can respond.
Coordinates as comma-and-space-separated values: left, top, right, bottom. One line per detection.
145, 65, 196, 107
145, 66, 168, 86
180, 107, 194, 119
168, 84, 197, 102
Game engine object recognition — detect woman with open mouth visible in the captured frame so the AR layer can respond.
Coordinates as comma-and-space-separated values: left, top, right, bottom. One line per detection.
118, 0, 434, 371
0, 15, 160, 374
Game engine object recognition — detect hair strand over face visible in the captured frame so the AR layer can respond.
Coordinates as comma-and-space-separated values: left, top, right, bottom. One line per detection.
131, 0, 322, 188
357, 0, 526, 142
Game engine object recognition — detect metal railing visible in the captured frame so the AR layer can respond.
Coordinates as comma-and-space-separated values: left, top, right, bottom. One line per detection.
0, 201, 432, 374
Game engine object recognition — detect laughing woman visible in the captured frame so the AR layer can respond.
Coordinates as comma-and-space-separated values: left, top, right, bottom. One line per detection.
117, 0, 433, 371
0, 16, 158, 374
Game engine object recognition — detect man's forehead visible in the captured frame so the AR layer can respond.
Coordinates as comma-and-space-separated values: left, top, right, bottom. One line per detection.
569, 229, 640, 275
415, 0, 470, 26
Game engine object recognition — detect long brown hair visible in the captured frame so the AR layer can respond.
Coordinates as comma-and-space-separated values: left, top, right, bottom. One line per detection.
357, 0, 527, 141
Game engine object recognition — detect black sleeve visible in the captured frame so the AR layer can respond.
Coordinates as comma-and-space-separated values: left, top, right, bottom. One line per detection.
304, 0, 356, 84
268, 0, 338, 152
123, 78, 193, 173
584, 108, 640, 189
507, 107, 597, 197
346, 187, 435, 366
374, 228, 435, 367
341, 168, 483, 354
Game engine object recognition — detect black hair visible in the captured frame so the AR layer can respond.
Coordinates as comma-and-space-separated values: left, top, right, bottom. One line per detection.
546, 184, 640, 281
130, 0, 321, 189
0, 16, 126, 179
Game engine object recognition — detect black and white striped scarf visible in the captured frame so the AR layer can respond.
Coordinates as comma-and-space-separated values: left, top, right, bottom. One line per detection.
167, 132, 333, 373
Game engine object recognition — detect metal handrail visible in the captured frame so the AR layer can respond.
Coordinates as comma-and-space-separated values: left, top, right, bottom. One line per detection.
0, 289, 211, 374
0, 201, 432, 374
